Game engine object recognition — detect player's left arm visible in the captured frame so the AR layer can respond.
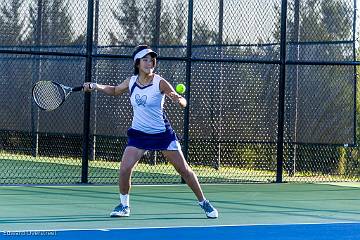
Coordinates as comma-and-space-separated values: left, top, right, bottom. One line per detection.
159, 79, 187, 108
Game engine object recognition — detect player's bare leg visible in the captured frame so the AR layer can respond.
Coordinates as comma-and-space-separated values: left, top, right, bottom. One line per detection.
162, 150, 218, 218
110, 147, 145, 217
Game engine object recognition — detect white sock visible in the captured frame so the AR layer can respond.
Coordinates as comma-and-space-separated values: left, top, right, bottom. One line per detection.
120, 194, 129, 207
198, 199, 207, 206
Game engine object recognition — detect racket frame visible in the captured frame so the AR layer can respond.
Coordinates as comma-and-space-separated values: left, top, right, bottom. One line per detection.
32, 81, 83, 111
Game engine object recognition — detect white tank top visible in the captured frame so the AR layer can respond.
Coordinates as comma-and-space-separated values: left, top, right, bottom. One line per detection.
129, 74, 167, 134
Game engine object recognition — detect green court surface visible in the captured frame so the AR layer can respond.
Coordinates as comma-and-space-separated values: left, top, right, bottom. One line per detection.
0, 183, 360, 232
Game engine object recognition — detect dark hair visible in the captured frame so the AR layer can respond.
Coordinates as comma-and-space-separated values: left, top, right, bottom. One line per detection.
132, 44, 157, 75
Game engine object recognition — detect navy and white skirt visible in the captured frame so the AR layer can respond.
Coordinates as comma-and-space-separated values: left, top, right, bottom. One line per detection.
127, 128, 181, 151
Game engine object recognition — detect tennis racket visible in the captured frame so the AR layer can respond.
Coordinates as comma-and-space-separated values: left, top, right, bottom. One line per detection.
32, 81, 84, 111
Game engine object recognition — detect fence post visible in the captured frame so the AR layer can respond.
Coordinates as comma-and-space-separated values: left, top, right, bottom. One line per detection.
31, 0, 43, 158
276, 0, 288, 183
182, 0, 194, 183
90, 0, 100, 162
352, 0, 357, 144
153, 0, 161, 50
215, 0, 224, 170
81, 0, 95, 184
287, 0, 300, 177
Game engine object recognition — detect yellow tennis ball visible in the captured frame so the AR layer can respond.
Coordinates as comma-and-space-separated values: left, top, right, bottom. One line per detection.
176, 83, 186, 94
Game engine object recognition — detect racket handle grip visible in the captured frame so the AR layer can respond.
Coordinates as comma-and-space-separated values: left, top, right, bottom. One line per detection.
72, 86, 84, 92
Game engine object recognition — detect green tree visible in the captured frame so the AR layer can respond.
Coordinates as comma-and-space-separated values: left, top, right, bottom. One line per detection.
0, 0, 25, 45
109, 0, 187, 46
109, 0, 143, 45
110, 0, 219, 46
192, 20, 217, 45
273, 0, 352, 42
27, 0, 77, 45
159, 1, 186, 45
301, 0, 352, 41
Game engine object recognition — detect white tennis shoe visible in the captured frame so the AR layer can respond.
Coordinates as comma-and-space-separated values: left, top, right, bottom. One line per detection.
110, 203, 130, 217
199, 200, 218, 218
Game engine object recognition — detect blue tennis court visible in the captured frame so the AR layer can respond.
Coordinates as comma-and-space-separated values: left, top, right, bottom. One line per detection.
2, 223, 360, 240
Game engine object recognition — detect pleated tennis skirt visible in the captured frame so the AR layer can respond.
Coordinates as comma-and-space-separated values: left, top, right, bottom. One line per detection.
127, 128, 181, 151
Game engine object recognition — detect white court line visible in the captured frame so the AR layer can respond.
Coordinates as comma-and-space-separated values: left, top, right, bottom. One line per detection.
0, 183, 254, 188
2, 182, 360, 189
2, 221, 360, 233
317, 182, 360, 188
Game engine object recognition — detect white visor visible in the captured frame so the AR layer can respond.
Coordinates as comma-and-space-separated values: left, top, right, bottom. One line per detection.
133, 49, 157, 61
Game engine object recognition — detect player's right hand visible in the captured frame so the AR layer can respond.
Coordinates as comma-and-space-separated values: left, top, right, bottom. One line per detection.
83, 82, 96, 92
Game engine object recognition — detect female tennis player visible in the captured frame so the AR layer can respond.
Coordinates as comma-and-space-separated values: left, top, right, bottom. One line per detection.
83, 45, 218, 219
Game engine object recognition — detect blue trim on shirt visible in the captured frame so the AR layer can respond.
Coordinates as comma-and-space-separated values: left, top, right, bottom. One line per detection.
130, 82, 137, 97
162, 113, 172, 130
130, 82, 154, 97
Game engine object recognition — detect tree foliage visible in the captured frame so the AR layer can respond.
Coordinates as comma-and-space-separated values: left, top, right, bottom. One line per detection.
109, 0, 142, 45
0, 0, 25, 45
273, 0, 352, 42
109, 0, 217, 46
26, 0, 81, 45
192, 20, 217, 45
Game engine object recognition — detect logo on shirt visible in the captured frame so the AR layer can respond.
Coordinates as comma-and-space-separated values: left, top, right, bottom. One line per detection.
135, 94, 147, 107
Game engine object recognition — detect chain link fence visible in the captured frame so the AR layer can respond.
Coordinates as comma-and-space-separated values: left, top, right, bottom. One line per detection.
0, 0, 359, 184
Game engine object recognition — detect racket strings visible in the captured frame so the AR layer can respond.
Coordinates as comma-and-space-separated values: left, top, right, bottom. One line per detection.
33, 82, 65, 110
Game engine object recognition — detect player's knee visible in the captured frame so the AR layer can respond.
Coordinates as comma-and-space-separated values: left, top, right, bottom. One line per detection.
178, 166, 193, 179
120, 165, 132, 176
